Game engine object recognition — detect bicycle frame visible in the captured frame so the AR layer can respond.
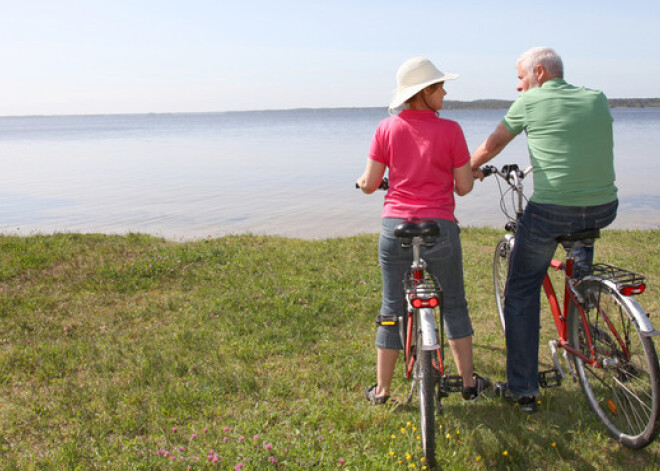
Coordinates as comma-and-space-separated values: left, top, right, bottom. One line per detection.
401, 236, 443, 381
542, 249, 606, 369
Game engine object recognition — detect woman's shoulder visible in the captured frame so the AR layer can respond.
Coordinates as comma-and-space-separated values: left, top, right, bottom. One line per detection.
374, 114, 407, 133
435, 115, 460, 125
434, 116, 464, 132
378, 111, 463, 131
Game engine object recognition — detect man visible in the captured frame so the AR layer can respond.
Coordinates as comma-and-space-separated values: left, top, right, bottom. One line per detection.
470, 47, 618, 413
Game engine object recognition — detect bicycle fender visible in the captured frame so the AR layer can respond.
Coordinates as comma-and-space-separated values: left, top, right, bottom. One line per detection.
419, 308, 440, 350
621, 294, 660, 337
595, 278, 660, 337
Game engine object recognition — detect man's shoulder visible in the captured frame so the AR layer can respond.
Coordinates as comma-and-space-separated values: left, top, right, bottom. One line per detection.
519, 81, 609, 109
550, 80, 608, 99
571, 83, 607, 97
565, 85, 610, 111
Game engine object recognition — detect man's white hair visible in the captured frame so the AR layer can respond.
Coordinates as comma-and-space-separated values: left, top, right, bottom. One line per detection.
517, 47, 564, 78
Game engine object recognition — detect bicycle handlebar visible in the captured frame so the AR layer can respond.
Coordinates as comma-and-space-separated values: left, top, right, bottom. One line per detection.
481, 165, 496, 178
481, 164, 532, 182
480, 164, 532, 225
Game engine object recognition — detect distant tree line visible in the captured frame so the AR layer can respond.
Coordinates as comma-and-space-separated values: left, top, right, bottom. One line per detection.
443, 99, 513, 110
608, 98, 660, 108
442, 98, 660, 110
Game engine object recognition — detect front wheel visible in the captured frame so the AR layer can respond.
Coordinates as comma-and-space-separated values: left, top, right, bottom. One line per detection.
493, 235, 513, 332
568, 279, 660, 448
418, 350, 437, 467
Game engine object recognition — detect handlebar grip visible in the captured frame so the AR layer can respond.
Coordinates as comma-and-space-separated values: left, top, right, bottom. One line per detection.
379, 178, 389, 190
481, 166, 496, 177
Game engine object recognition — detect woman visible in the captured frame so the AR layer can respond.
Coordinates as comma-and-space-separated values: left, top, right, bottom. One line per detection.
357, 57, 489, 404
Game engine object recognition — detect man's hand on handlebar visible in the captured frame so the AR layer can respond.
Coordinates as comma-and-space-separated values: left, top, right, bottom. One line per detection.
473, 165, 498, 181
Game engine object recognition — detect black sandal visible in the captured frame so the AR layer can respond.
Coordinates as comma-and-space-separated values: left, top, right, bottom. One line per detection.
461, 374, 491, 401
365, 384, 389, 405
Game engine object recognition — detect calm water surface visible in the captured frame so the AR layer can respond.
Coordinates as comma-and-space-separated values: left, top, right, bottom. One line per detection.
1, 108, 659, 239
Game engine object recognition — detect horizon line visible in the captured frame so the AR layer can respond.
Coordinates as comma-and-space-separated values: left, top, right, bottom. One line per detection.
1, 97, 658, 119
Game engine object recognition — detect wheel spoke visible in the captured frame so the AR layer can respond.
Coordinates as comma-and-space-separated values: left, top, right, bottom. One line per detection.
611, 372, 653, 427
584, 363, 652, 435
568, 279, 660, 447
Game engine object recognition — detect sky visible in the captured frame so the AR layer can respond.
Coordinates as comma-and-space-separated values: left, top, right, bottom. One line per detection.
1, 0, 658, 116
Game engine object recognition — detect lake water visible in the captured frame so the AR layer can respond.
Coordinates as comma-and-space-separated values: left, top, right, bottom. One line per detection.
1, 107, 659, 240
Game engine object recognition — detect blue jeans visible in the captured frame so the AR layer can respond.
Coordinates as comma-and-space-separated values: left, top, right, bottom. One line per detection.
376, 218, 473, 349
504, 200, 618, 396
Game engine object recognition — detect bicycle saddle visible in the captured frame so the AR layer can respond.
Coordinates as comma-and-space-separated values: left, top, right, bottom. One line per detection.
394, 219, 440, 247
557, 229, 601, 249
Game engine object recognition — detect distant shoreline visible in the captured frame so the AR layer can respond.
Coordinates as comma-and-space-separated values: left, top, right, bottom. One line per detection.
1, 98, 658, 119
443, 98, 660, 110
245, 98, 660, 113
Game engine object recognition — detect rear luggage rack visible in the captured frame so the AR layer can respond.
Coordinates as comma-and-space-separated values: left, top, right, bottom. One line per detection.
589, 263, 646, 295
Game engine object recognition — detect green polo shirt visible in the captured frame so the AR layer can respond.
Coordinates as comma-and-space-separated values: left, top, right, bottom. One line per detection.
502, 78, 618, 206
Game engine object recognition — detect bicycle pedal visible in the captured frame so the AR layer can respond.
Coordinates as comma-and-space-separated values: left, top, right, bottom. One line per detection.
375, 315, 398, 326
440, 375, 464, 394
538, 368, 562, 388
494, 381, 507, 397
436, 375, 449, 398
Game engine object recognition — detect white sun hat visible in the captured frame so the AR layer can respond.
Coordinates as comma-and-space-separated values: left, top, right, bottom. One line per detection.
389, 57, 459, 110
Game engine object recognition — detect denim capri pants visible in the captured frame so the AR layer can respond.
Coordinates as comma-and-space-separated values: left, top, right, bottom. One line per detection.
375, 218, 473, 349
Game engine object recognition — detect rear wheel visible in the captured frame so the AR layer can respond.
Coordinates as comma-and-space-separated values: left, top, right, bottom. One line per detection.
493, 235, 513, 332
418, 349, 437, 467
568, 279, 660, 448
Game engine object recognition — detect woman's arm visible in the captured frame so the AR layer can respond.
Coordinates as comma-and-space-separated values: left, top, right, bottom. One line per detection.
453, 161, 474, 196
356, 159, 387, 194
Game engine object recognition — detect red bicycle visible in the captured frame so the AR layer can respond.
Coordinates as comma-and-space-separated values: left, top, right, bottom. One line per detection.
484, 164, 660, 449
359, 177, 465, 466
375, 218, 466, 468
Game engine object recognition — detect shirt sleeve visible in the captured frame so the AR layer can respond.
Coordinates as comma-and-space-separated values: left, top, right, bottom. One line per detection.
452, 122, 470, 168
502, 96, 526, 136
368, 121, 388, 164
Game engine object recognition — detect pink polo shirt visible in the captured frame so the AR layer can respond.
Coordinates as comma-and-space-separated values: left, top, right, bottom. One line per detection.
368, 109, 470, 221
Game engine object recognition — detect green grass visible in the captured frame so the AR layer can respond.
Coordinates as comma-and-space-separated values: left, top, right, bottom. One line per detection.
0, 228, 659, 470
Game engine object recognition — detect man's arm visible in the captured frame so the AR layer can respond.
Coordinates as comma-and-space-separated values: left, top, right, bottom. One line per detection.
470, 122, 516, 173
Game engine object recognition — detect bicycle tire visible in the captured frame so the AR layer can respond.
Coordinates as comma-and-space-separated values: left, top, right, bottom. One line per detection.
568, 279, 660, 448
493, 235, 513, 332
418, 349, 437, 467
